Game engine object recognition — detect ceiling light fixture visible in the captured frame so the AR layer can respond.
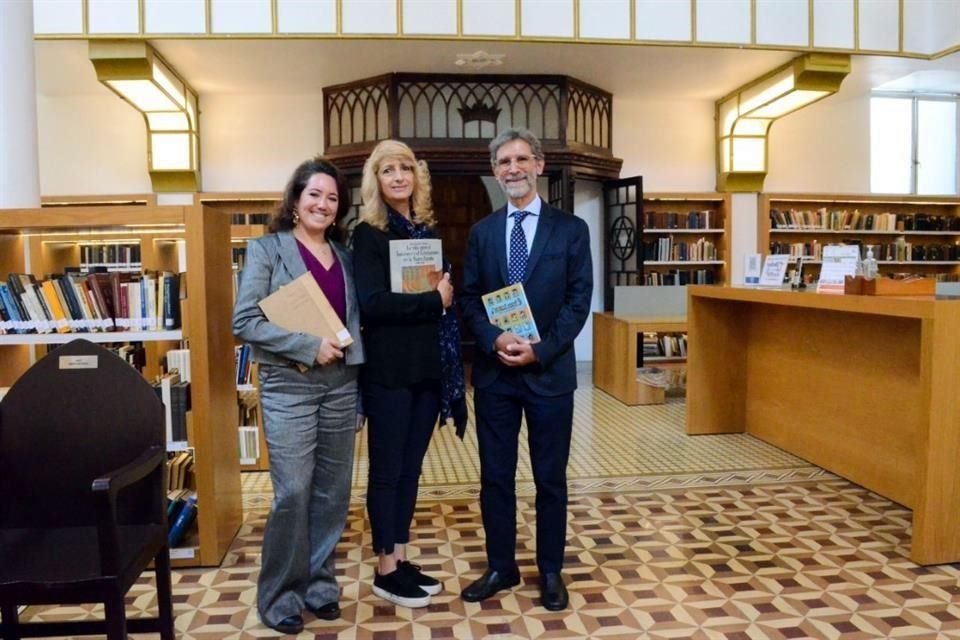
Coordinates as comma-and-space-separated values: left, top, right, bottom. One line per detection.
89, 40, 200, 193
716, 53, 850, 192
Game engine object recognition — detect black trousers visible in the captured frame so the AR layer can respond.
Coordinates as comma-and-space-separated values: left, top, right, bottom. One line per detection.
474, 371, 574, 575
363, 379, 440, 556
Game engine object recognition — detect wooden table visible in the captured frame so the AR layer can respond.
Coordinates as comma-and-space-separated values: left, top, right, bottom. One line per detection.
592, 312, 686, 405
686, 285, 960, 565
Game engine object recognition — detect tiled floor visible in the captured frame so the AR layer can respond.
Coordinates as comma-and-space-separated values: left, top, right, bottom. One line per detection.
18, 380, 960, 639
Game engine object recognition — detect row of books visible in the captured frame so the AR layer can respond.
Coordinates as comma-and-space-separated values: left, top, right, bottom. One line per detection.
167, 450, 194, 494
153, 373, 190, 445
230, 212, 270, 225
771, 240, 960, 262
232, 247, 247, 270
167, 490, 198, 547
644, 210, 717, 230
769, 242, 823, 260
641, 332, 687, 359
238, 387, 262, 465
643, 269, 717, 286
642, 237, 718, 262
770, 209, 960, 232
235, 343, 254, 386
0, 271, 182, 335
166, 348, 191, 383
79, 242, 141, 265
166, 449, 197, 547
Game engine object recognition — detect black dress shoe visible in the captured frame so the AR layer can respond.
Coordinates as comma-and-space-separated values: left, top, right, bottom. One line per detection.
308, 601, 341, 620
267, 614, 304, 635
540, 572, 569, 611
461, 568, 521, 602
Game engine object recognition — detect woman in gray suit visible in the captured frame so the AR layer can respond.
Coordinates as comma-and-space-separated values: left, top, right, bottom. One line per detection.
233, 156, 364, 635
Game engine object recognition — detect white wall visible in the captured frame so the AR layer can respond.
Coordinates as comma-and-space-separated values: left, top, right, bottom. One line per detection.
613, 96, 717, 191
573, 179, 602, 362
37, 94, 150, 195
36, 92, 325, 194
764, 90, 870, 194
200, 93, 324, 192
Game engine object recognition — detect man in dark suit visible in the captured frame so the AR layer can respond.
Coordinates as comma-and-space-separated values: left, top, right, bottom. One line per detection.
459, 127, 593, 611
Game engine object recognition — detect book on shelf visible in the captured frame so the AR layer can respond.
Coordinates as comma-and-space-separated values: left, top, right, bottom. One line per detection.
166, 348, 191, 383
258, 272, 353, 348
388, 238, 443, 293
168, 494, 197, 547
239, 425, 260, 465
86, 272, 116, 330
39, 280, 71, 333
7, 273, 53, 334
235, 343, 253, 386
166, 450, 194, 493
154, 373, 190, 445
481, 282, 541, 343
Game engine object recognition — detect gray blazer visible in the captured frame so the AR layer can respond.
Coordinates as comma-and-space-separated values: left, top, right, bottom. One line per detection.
232, 230, 365, 368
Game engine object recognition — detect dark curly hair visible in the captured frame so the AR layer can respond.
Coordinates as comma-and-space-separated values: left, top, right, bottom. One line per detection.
270, 156, 351, 242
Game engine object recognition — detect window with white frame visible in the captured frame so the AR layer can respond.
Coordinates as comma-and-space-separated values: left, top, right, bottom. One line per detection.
870, 94, 959, 195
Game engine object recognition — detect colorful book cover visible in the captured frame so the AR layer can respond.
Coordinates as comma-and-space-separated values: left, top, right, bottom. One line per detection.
481, 283, 541, 343
388, 239, 443, 293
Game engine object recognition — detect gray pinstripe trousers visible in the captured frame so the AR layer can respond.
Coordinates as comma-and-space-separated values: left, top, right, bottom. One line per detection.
256, 361, 358, 627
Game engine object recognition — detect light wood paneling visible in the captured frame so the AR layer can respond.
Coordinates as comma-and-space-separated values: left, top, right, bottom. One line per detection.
593, 312, 686, 405
686, 285, 960, 565
185, 204, 243, 565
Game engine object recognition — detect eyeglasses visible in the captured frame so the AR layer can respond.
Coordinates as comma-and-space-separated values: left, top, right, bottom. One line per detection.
495, 154, 537, 170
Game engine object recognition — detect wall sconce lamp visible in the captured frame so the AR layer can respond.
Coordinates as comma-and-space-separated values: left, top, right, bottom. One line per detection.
89, 40, 200, 193
716, 53, 850, 192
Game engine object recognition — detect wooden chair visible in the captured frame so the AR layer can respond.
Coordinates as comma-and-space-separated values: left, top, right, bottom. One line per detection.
0, 339, 175, 639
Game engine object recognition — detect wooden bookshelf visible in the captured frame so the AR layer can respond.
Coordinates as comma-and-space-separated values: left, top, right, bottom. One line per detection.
641, 192, 731, 286
592, 312, 687, 405
759, 193, 960, 281
201, 193, 279, 472
0, 204, 241, 567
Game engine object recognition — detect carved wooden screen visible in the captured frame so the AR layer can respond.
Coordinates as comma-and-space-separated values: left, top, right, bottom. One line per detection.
324, 74, 614, 157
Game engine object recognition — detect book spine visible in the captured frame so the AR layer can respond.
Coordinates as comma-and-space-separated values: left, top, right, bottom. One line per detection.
168, 495, 198, 547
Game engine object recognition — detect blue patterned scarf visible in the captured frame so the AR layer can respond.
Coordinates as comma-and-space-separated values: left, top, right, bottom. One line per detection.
387, 208, 468, 438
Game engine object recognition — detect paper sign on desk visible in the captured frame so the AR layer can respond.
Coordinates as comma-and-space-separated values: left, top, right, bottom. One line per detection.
816, 245, 860, 294
757, 255, 789, 287
744, 253, 762, 285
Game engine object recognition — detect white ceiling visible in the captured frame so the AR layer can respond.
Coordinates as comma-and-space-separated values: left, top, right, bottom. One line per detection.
35, 38, 960, 103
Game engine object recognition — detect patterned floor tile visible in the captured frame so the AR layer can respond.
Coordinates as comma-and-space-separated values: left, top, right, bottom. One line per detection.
13, 381, 960, 639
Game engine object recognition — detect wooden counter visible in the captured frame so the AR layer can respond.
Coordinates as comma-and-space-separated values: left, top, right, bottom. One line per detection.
592, 312, 686, 405
686, 285, 960, 564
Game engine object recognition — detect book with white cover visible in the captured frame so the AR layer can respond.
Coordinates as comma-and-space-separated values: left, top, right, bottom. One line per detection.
388, 239, 443, 293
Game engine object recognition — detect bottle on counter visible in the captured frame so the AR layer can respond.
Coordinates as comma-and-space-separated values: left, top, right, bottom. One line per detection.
863, 246, 878, 279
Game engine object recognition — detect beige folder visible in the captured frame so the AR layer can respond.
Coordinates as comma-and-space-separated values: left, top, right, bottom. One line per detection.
258, 272, 354, 347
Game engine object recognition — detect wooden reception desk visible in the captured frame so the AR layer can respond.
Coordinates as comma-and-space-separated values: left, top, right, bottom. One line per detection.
686, 285, 960, 565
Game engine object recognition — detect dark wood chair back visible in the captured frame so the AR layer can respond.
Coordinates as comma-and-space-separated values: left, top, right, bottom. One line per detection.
0, 339, 175, 640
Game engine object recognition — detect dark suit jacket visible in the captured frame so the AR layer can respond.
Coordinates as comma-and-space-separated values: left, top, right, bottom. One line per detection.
232, 230, 365, 368
460, 202, 593, 396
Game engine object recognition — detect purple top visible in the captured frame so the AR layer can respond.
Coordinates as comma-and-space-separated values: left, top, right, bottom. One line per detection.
296, 240, 347, 324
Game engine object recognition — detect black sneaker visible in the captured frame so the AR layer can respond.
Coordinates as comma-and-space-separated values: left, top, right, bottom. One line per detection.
373, 569, 431, 608
398, 560, 442, 595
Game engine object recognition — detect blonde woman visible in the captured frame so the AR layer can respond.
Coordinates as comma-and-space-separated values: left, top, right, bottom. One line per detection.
352, 140, 466, 608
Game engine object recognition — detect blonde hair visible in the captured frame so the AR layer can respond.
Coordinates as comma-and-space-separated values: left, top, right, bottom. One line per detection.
359, 140, 435, 230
